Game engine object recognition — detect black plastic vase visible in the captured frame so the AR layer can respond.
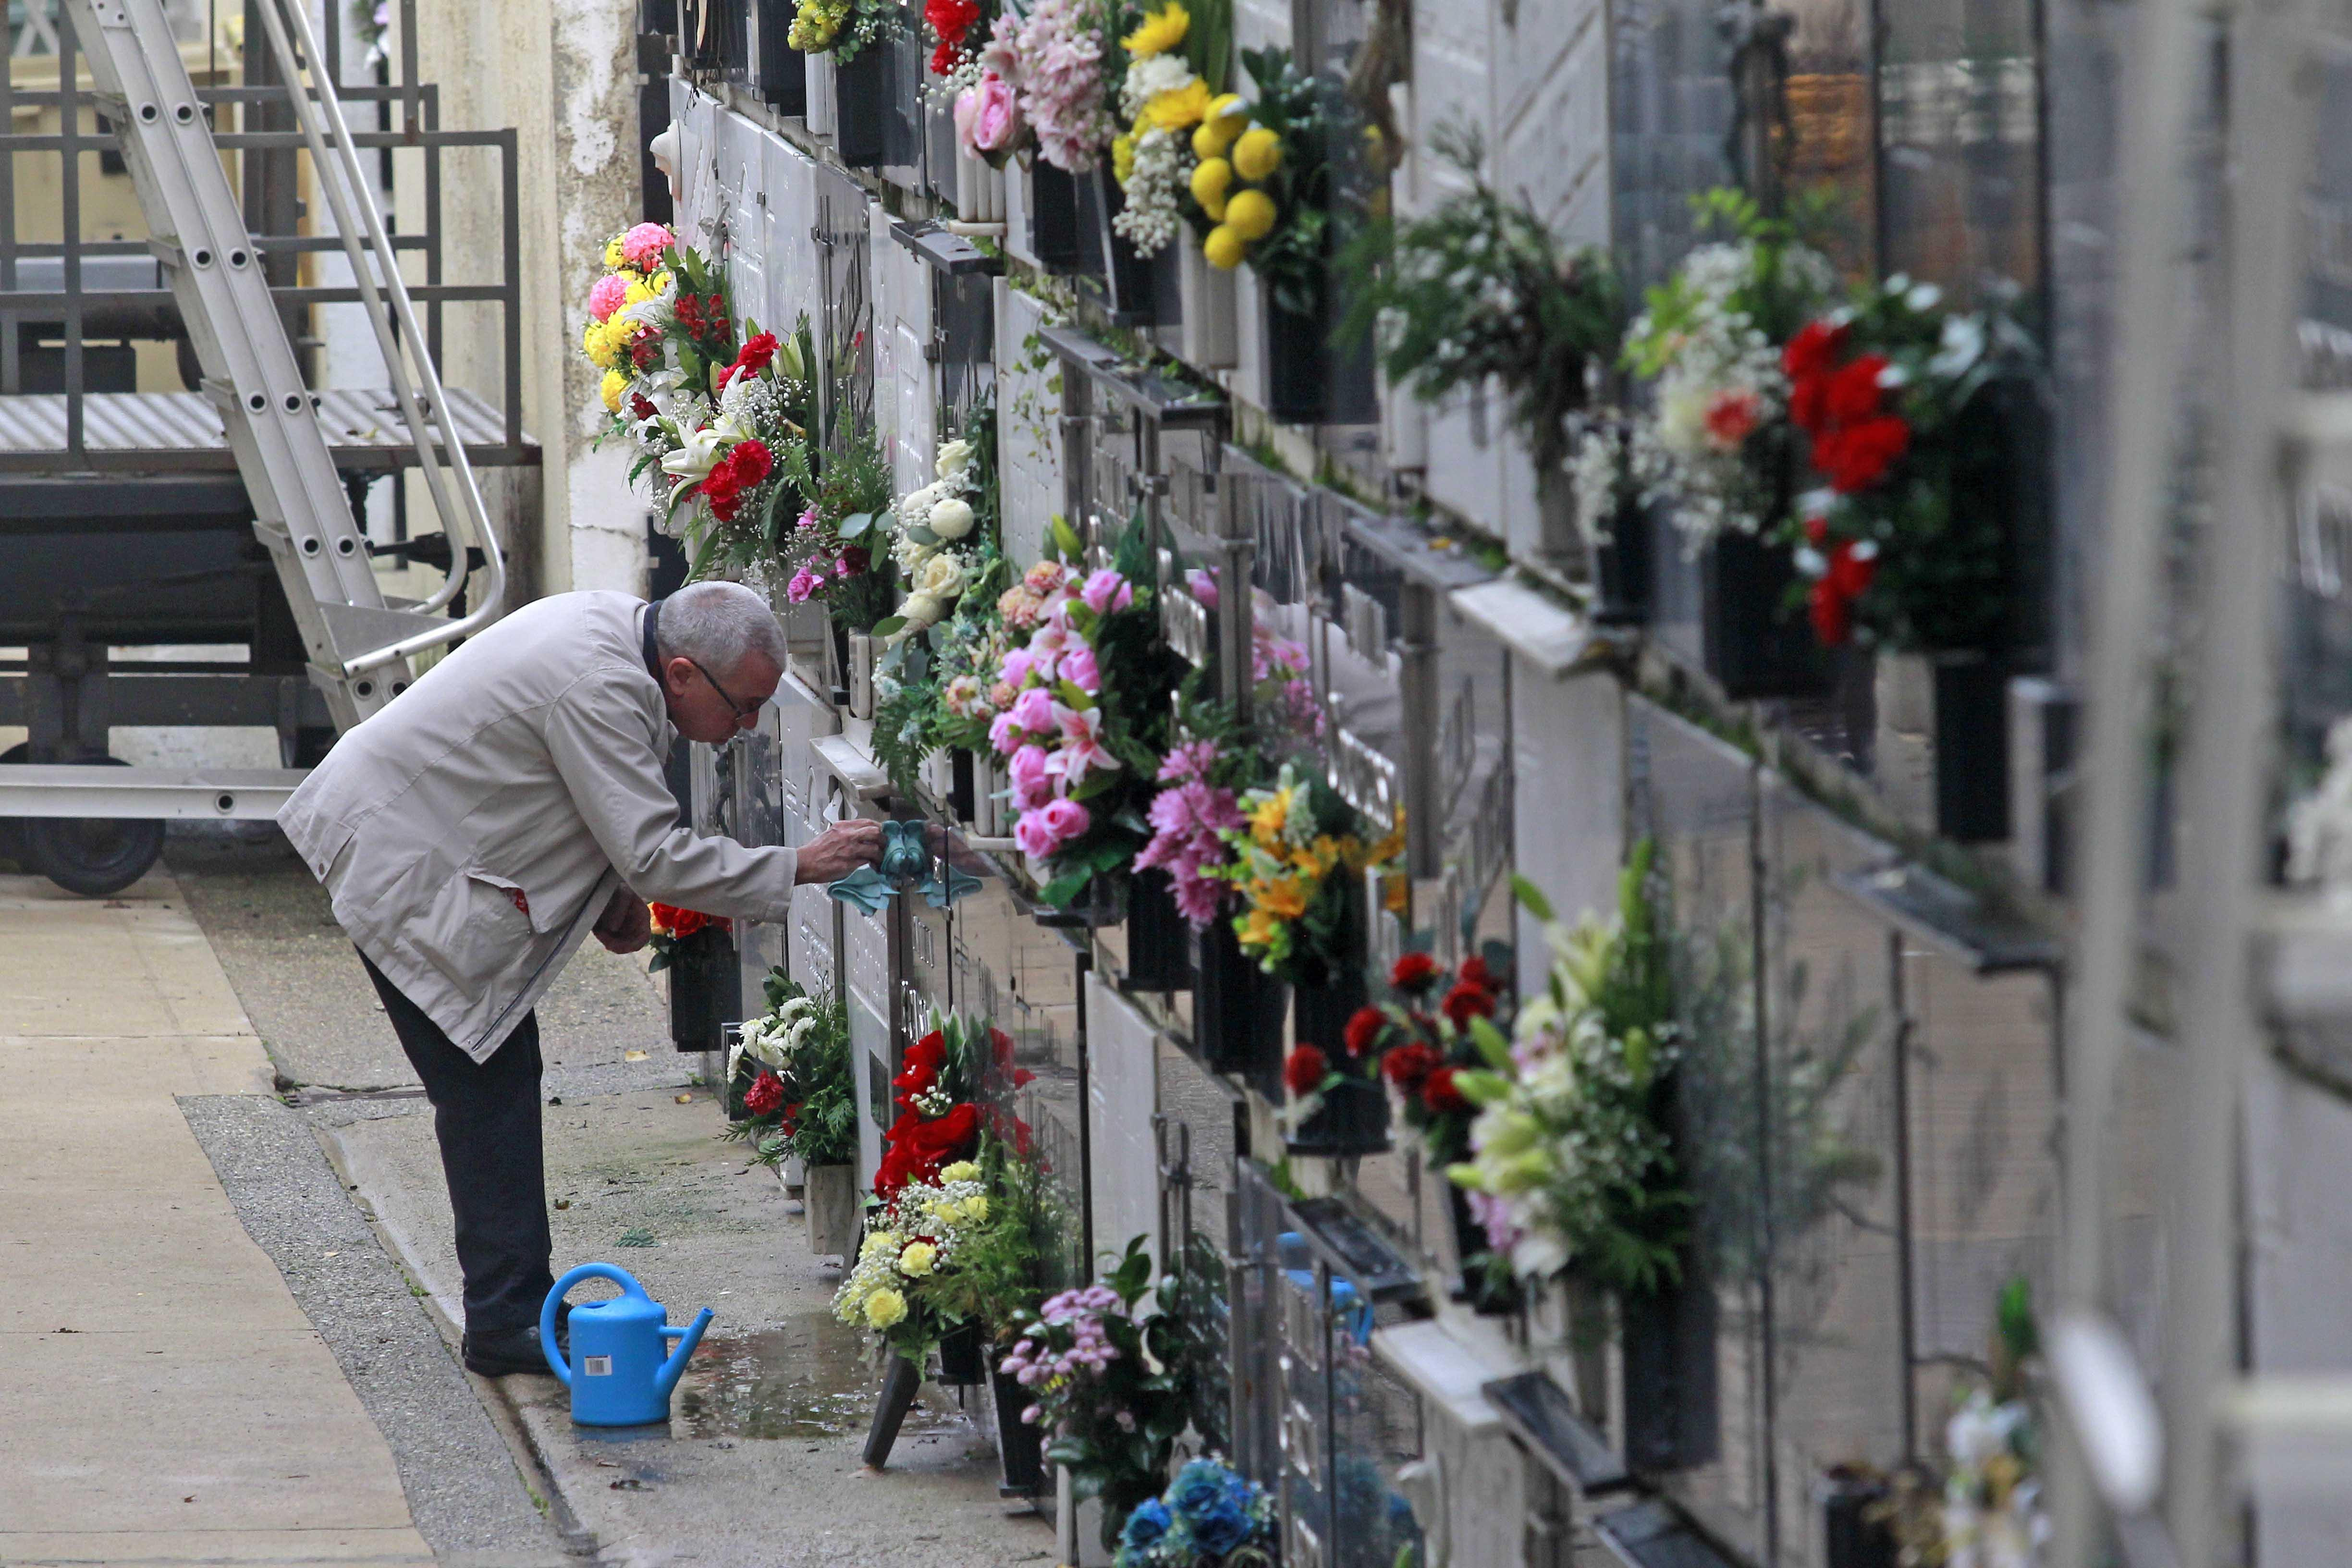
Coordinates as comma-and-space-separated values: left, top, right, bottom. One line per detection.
990, 1360, 1045, 1496
936, 1322, 984, 1385
1192, 920, 1287, 1083
1703, 529, 1828, 699
833, 45, 887, 167
1592, 500, 1655, 626
1285, 1074, 1391, 1158
667, 924, 739, 1054
1124, 868, 1195, 991
1025, 162, 1084, 273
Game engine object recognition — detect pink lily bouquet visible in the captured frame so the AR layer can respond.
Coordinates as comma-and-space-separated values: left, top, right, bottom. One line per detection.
983, 525, 1185, 909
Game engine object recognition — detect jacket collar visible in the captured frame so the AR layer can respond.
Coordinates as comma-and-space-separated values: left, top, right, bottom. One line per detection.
641, 596, 666, 685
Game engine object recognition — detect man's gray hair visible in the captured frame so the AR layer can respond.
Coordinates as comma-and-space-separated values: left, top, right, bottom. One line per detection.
656, 581, 789, 676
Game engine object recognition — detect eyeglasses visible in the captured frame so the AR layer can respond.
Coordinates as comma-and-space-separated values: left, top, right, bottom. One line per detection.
686, 657, 760, 726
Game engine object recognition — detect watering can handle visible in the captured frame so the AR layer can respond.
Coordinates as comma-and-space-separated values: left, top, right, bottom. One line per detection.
540, 1262, 648, 1386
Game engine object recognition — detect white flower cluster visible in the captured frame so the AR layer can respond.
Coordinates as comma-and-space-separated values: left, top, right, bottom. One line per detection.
1938, 1389, 2043, 1568
1569, 421, 1637, 545
1625, 237, 1835, 547
885, 436, 984, 637
730, 991, 821, 1082
1454, 905, 1679, 1282
1112, 127, 1188, 257
830, 1166, 990, 1333
2290, 716, 2352, 894
1119, 51, 1192, 120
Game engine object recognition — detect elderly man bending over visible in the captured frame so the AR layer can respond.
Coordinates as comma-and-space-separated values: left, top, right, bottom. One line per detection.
279, 582, 880, 1374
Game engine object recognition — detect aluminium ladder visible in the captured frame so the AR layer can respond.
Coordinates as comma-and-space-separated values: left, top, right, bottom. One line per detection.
0, 0, 507, 830
2047, 0, 2352, 1560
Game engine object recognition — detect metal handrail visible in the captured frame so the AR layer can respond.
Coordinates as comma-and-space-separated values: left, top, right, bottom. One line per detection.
241, 0, 502, 665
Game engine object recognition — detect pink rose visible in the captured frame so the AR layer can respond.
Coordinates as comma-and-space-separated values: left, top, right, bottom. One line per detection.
588, 273, 631, 322
990, 711, 1025, 755
975, 74, 1019, 150
785, 566, 822, 604
1059, 643, 1101, 693
1041, 798, 1091, 843
1080, 569, 1129, 615
1001, 647, 1036, 688
1186, 567, 1218, 609
1023, 560, 1068, 595
1013, 810, 1059, 860
1008, 743, 1051, 797
1009, 686, 1057, 734
956, 73, 1021, 156
620, 222, 675, 272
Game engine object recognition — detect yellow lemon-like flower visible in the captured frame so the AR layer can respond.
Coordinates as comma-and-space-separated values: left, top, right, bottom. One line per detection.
1206, 92, 1247, 134
603, 236, 626, 270
1249, 786, 1291, 847
1190, 156, 1232, 218
1112, 132, 1137, 187
1258, 878, 1309, 919
1224, 187, 1277, 242
864, 1288, 907, 1329
898, 1242, 937, 1277
939, 1160, 981, 1184
1203, 223, 1248, 270
1121, 1, 1188, 57
600, 368, 626, 413
1232, 126, 1283, 182
1144, 77, 1212, 133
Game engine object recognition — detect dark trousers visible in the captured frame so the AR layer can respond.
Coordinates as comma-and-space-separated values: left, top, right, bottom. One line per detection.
360, 954, 552, 1337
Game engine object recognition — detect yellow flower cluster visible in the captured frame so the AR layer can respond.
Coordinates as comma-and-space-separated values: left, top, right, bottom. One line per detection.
1193, 115, 1281, 270
1216, 766, 1404, 969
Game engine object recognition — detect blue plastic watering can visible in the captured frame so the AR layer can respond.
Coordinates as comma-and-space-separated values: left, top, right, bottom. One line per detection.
541, 1262, 713, 1426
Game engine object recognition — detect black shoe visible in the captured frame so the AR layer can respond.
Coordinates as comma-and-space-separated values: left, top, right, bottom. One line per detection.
463, 1307, 569, 1377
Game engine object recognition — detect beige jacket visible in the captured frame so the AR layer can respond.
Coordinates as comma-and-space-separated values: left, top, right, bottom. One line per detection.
278, 590, 796, 1061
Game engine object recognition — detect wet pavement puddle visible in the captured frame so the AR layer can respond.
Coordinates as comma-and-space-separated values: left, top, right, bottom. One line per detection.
674, 1324, 984, 1443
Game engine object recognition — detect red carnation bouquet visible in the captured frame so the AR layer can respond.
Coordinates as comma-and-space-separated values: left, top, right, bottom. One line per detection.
1777, 279, 2029, 653
1360, 947, 1511, 1168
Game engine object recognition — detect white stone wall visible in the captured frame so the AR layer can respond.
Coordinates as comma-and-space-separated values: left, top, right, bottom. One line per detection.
402, 0, 643, 600
993, 282, 1065, 566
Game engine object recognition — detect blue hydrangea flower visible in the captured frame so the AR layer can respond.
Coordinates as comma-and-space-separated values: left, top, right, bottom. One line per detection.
1120, 1497, 1173, 1554
1167, 1460, 1252, 1558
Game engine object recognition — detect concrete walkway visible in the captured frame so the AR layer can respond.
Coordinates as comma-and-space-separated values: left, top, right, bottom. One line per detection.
0, 870, 436, 1567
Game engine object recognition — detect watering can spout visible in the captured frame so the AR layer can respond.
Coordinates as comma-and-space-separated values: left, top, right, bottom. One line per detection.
656, 1307, 714, 1398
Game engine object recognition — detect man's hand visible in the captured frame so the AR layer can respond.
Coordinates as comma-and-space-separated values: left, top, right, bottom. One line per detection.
593, 886, 653, 954
794, 819, 886, 884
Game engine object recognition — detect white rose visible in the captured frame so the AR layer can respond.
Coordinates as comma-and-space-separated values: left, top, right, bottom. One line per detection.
899, 592, 947, 628
934, 439, 973, 480
898, 480, 948, 528
914, 552, 966, 598
928, 496, 976, 540
892, 533, 936, 574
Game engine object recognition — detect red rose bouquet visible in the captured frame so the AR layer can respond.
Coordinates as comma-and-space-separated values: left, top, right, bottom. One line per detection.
1778, 279, 2032, 652
1366, 948, 1510, 1169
